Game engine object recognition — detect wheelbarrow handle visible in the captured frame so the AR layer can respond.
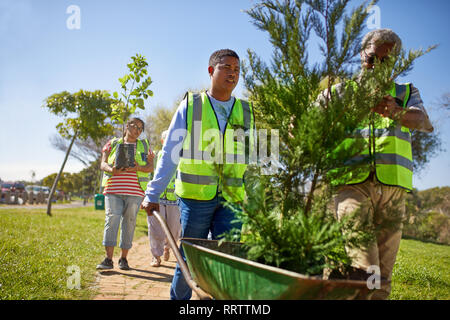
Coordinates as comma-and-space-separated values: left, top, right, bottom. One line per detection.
151, 210, 212, 300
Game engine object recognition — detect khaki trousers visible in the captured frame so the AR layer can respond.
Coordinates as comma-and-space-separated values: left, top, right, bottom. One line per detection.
147, 203, 181, 258
335, 177, 405, 300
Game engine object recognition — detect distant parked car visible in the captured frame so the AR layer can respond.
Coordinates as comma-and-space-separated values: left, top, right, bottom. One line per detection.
25, 185, 47, 202
13, 182, 25, 193
1, 182, 25, 203
1, 181, 25, 193
0, 182, 14, 203
41, 186, 50, 197
1, 182, 14, 193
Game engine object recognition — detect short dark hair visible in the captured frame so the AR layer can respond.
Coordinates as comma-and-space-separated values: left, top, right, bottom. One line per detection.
127, 117, 145, 131
209, 49, 240, 68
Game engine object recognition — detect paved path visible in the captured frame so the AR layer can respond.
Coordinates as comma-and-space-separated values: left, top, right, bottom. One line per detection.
93, 236, 199, 300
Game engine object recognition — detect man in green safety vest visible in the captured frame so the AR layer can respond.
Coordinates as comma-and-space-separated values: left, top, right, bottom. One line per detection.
142, 49, 255, 300
327, 29, 433, 299
146, 130, 181, 267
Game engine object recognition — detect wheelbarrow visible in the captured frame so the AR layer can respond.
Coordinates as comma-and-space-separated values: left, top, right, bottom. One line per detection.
151, 210, 383, 300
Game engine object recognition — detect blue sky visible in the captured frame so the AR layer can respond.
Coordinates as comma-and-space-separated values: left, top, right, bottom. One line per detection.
0, 0, 449, 190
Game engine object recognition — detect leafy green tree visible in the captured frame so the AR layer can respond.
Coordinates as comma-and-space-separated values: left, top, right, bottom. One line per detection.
43, 90, 115, 216
75, 159, 102, 196
235, 0, 435, 275
110, 54, 153, 138
404, 187, 450, 244
42, 172, 74, 192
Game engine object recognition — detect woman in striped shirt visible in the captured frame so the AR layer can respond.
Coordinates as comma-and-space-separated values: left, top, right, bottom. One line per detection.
97, 118, 155, 271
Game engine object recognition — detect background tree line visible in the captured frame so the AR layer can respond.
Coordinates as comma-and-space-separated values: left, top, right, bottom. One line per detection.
404, 186, 450, 245
39, 159, 101, 198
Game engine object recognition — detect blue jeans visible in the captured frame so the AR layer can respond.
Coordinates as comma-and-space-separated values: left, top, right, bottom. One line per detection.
170, 195, 242, 300
102, 194, 144, 250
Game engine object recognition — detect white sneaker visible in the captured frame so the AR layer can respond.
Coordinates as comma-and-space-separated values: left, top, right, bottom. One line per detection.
150, 256, 161, 267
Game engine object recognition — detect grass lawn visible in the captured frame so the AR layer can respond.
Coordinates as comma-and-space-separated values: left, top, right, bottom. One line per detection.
0, 205, 149, 300
390, 239, 450, 300
0, 206, 449, 300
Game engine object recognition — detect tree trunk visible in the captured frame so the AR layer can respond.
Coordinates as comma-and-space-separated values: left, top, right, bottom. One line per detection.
47, 130, 78, 216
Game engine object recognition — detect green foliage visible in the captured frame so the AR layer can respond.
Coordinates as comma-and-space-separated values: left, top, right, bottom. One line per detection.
41, 159, 102, 196
1, 207, 446, 299
42, 172, 77, 192
0, 206, 150, 300
391, 239, 450, 300
0, 207, 104, 299
237, 0, 435, 275
43, 89, 118, 215
404, 187, 450, 244
224, 168, 374, 275
110, 54, 153, 136
44, 90, 115, 141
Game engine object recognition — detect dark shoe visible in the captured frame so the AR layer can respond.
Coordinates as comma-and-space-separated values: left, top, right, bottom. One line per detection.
118, 257, 130, 270
96, 257, 113, 270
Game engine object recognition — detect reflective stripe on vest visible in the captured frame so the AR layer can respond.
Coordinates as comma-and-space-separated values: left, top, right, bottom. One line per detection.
101, 138, 151, 191
331, 82, 413, 191
175, 92, 254, 202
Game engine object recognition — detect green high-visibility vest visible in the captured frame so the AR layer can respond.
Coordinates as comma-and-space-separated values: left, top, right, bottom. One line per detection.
175, 92, 255, 202
156, 151, 177, 201
101, 137, 151, 191
330, 82, 413, 191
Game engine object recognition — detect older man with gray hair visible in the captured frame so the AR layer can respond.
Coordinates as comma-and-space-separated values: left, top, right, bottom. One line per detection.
330, 28, 433, 299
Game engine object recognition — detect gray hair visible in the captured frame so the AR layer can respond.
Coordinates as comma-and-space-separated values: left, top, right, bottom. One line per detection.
361, 28, 402, 54
161, 130, 169, 141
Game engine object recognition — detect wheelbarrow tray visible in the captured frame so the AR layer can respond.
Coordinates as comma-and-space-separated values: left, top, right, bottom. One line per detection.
181, 238, 373, 300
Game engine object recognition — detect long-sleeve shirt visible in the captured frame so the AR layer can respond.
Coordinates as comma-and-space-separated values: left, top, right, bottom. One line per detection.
404, 84, 433, 133
144, 91, 236, 204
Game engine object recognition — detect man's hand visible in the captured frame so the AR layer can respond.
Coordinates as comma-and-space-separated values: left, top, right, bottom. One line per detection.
373, 95, 403, 119
141, 201, 159, 216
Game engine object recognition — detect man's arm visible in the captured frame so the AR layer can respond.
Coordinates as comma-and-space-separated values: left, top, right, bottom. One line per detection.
142, 98, 188, 215
374, 84, 434, 133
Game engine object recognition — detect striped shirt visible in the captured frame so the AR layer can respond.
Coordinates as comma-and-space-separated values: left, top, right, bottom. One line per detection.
102, 140, 145, 197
